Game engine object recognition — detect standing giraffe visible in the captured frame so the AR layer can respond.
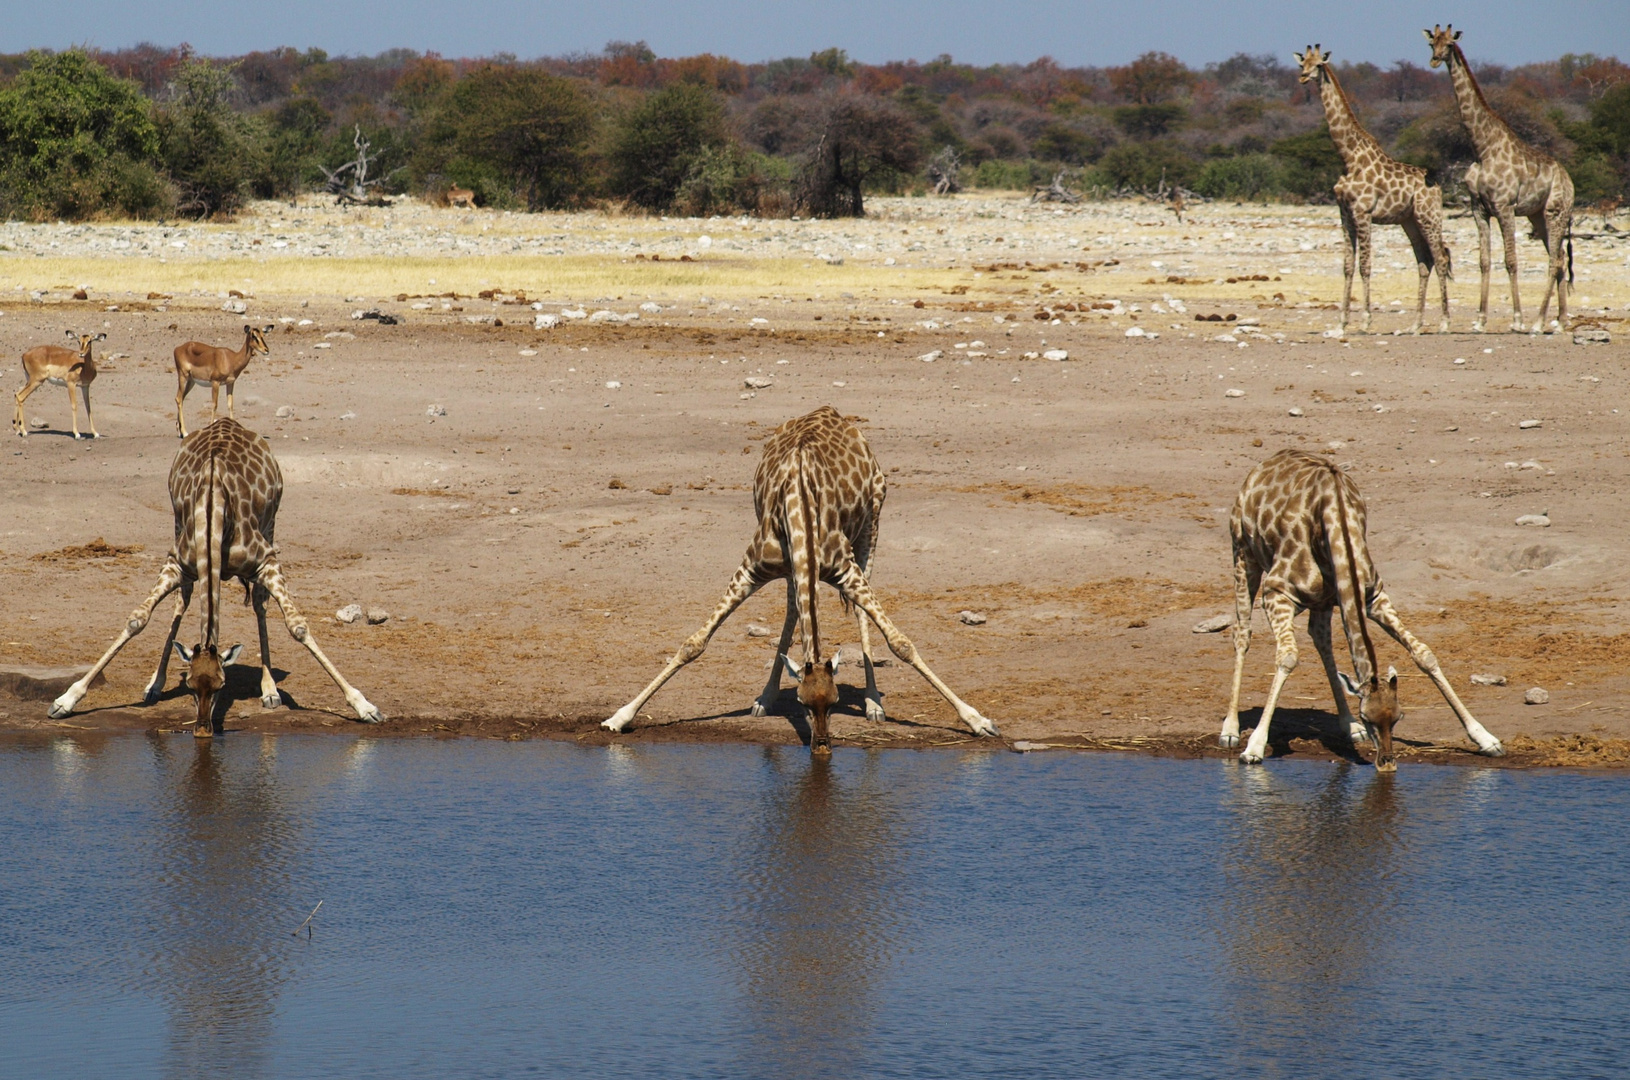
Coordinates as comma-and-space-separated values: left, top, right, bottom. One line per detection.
50, 418, 382, 734
603, 405, 997, 752
1427, 24, 1574, 333
1221, 449, 1503, 769
1296, 46, 1453, 334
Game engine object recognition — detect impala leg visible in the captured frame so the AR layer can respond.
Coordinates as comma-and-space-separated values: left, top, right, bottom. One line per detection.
831, 563, 996, 737
1309, 605, 1365, 747
253, 584, 280, 708
1368, 592, 1503, 756
225, 378, 236, 421
210, 381, 220, 421
176, 375, 193, 438
80, 383, 99, 438
256, 561, 382, 723
1240, 590, 1298, 765
14, 377, 43, 436
752, 577, 799, 718
605, 559, 766, 731
66, 383, 82, 439
51, 557, 184, 717
142, 580, 194, 705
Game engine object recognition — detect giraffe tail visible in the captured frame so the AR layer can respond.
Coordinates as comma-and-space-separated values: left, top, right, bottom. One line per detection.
789, 442, 823, 667
202, 451, 226, 649
1566, 235, 1573, 287
1324, 462, 1377, 687
1440, 239, 1453, 282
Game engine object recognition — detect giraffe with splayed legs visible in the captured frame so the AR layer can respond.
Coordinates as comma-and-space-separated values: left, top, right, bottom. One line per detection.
1427, 24, 1574, 334
50, 419, 382, 733
604, 406, 996, 752
1296, 46, 1452, 334
1222, 449, 1503, 769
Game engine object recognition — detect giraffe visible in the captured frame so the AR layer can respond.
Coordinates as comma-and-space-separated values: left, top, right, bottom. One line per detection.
1427, 24, 1575, 333
603, 405, 997, 753
1221, 449, 1503, 770
1295, 45, 1453, 335
49, 418, 382, 734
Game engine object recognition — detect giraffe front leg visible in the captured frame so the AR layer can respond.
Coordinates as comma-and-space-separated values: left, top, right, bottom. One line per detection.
1473, 209, 1492, 332
1308, 605, 1365, 749
1369, 593, 1503, 756
606, 559, 764, 732
142, 580, 194, 704
1240, 591, 1298, 765
752, 577, 798, 717
1354, 212, 1374, 334
857, 600, 885, 723
253, 584, 280, 709
51, 557, 185, 717
1221, 547, 1260, 749
1338, 204, 1357, 333
1497, 209, 1523, 332
257, 561, 383, 723
832, 565, 996, 737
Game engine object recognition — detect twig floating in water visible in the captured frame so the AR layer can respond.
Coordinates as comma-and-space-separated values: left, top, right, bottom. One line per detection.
292, 900, 323, 937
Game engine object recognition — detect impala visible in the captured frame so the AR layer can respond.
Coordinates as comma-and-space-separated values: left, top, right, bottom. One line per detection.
173, 324, 275, 438
14, 330, 107, 439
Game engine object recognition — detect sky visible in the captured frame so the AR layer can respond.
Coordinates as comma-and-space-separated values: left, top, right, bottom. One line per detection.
2, 1, 1625, 68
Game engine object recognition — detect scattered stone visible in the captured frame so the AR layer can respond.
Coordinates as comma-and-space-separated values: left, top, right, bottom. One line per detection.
1573, 327, 1611, 345
1127, 618, 1148, 628
339, 411, 356, 420
608, 478, 627, 489
1470, 673, 1507, 686
560, 308, 587, 320
335, 604, 363, 625
918, 350, 943, 362
29, 417, 47, 429
1125, 326, 1146, 337
1224, 388, 1245, 398
365, 608, 389, 625
1288, 406, 1305, 417
639, 302, 662, 313
533, 314, 559, 330
1043, 349, 1069, 361
221, 299, 247, 314
275, 405, 295, 418
1192, 613, 1233, 633
1518, 419, 1542, 429
745, 624, 775, 638
1515, 513, 1551, 527
957, 610, 988, 625
744, 376, 774, 389
426, 404, 446, 417
1010, 741, 1053, 752
605, 380, 622, 389
1524, 687, 1550, 705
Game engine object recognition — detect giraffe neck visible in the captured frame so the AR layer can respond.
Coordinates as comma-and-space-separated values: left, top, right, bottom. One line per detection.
1446, 43, 1514, 161
1317, 66, 1384, 171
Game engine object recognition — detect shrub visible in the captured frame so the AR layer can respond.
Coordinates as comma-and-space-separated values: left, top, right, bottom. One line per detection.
1094, 139, 1196, 190
609, 83, 730, 210
1194, 152, 1285, 199
159, 59, 268, 217
971, 159, 1044, 189
258, 95, 331, 196
794, 94, 922, 217
0, 49, 171, 220
1271, 127, 1344, 200
1111, 103, 1187, 138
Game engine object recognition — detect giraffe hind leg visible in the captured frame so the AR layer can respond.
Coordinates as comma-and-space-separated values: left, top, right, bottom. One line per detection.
1240, 590, 1299, 765
1221, 545, 1261, 749
1308, 605, 1365, 748
253, 584, 281, 708
51, 557, 185, 717
142, 580, 194, 704
256, 561, 383, 723
1368, 592, 1503, 756
752, 577, 799, 717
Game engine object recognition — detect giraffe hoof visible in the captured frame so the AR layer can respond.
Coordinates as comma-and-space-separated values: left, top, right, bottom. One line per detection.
261, 693, 282, 710
48, 697, 75, 719
1218, 733, 1240, 749
750, 699, 770, 718
1479, 740, 1506, 758
1239, 750, 1264, 765
603, 707, 636, 733
142, 686, 163, 707
865, 700, 887, 724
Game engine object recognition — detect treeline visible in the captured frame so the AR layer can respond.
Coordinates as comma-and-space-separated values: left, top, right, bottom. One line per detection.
2, 41, 1628, 221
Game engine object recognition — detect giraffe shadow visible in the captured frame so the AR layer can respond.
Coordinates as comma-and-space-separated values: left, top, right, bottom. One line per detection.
1239, 706, 1368, 763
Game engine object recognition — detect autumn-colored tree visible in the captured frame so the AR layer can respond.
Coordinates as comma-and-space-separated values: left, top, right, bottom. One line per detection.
1108, 52, 1192, 104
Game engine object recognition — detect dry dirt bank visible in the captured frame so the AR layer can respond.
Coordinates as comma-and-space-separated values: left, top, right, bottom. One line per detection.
2, 196, 1628, 768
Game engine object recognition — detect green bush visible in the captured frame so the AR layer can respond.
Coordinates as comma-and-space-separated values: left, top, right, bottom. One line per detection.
259, 95, 331, 197
609, 83, 730, 210
1111, 103, 1186, 138
1271, 127, 1344, 200
971, 159, 1042, 189
1094, 139, 1196, 190
0, 49, 171, 220
1193, 153, 1284, 199
159, 59, 267, 217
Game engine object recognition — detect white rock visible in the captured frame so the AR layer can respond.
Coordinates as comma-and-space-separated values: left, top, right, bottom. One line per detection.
533, 313, 559, 330
561, 308, 588, 320
339, 411, 356, 420
29, 417, 47, 429
1524, 686, 1550, 705
426, 404, 446, 417
221, 299, 246, 314
531, 302, 544, 311
1515, 513, 1550, 527
275, 405, 295, 418
1043, 349, 1069, 361
365, 608, 389, 625
1224, 388, 1245, 398
957, 610, 988, 625
1125, 326, 1146, 337
312, 342, 332, 349
639, 302, 662, 313
1573, 328, 1611, 345
1470, 673, 1506, 686
335, 604, 363, 625
1192, 613, 1233, 633
518, 349, 537, 357
918, 350, 943, 362
1288, 406, 1305, 417
1518, 419, 1542, 429
744, 376, 773, 389
1215, 334, 1238, 343
605, 381, 622, 389
745, 624, 774, 638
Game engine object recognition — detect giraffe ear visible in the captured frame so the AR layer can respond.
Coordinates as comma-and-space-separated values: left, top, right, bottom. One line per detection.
1322, 51, 1331, 64
782, 653, 801, 682
173, 642, 195, 663
1452, 30, 1461, 41
1386, 665, 1398, 687
1423, 29, 1433, 41
1337, 671, 1363, 697
828, 649, 842, 673
220, 644, 244, 666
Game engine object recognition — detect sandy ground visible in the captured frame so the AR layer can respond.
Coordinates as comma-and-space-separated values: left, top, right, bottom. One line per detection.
2, 194, 1629, 768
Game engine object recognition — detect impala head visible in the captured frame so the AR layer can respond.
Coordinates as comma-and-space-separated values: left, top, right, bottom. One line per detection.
245, 324, 275, 355
784, 651, 841, 755
1339, 665, 1402, 772
65, 330, 107, 356
1424, 24, 1461, 69
1294, 45, 1331, 85
173, 642, 242, 736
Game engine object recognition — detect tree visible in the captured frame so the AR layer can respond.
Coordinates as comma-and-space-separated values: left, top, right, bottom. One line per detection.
159, 58, 268, 217
1108, 52, 1192, 104
609, 83, 730, 209
417, 64, 595, 209
0, 49, 170, 219
795, 95, 922, 216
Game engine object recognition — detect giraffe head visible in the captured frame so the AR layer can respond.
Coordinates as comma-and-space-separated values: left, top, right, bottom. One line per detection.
1340, 665, 1402, 771
1293, 45, 1331, 85
1424, 24, 1462, 69
784, 651, 841, 755
173, 642, 243, 736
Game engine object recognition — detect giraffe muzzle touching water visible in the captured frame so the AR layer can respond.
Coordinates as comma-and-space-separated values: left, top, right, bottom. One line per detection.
603, 406, 996, 749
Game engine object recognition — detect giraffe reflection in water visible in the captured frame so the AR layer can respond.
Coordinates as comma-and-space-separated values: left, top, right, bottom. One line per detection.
149, 736, 301, 1079
1218, 764, 1404, 1053
730, 749, 905, 1079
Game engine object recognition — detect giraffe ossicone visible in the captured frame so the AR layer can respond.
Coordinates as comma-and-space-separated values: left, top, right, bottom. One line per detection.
49, 418, 382, 734
1222, 449, 1504, 769
603, 405, 996, 752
